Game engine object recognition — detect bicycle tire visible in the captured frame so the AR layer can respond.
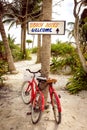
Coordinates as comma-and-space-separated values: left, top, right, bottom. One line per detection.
52, 92, 61, 124
21, 81, 32, 104
31, 92, 42, 124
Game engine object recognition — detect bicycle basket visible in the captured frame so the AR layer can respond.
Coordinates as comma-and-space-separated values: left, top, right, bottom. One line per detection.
23, 71, 33, 81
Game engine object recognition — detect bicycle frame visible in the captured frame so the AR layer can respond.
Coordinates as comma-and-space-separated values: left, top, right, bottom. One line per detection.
48, 84, 62, 112
27, 78, 36, 103
25, 77, 45, 111
23, 67, 62, 124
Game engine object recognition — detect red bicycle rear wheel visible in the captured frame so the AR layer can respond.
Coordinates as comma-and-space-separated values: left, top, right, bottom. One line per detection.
21, 81, 32, 104
52, 93, 61, 124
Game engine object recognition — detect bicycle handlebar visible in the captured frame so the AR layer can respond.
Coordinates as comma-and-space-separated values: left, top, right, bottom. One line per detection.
26, 63, 54, 74
26, 69, 41, 74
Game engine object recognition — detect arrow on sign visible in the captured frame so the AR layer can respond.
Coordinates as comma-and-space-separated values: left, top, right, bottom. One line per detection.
56, 28, 59, 34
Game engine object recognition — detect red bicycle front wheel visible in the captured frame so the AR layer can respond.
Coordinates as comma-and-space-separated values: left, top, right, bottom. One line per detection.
52, 93, 61, 124
21, 81, 32, 104
31, 91, 43, 124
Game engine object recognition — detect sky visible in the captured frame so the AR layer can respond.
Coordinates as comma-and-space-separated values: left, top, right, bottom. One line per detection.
52, 0, 74, 43
0, 0, 75, 46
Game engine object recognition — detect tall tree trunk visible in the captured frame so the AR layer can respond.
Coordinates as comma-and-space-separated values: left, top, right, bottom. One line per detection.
0, 14, 16, 73
21, 22, 26, 59
21, 0, 27, 59
36, 35, 41, 63
73, 0, 87, 73
74, 17, 87, 72
41, 0, 52, 105
41, 35, 51, 77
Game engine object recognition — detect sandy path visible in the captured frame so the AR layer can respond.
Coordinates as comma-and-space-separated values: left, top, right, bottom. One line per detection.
0, 54, 87, 130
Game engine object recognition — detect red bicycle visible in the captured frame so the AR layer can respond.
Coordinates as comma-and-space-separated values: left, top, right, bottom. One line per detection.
21, 69, 45, 124
36, 77, 62, 124
22, 68, 61, 124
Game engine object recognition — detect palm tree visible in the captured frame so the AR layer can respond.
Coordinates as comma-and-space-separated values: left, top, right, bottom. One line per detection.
3, 0, 43, 58
0, 0, 16, 73
73, 0, 87, 73
66, 22, 74, 40
41, 0, 52, 105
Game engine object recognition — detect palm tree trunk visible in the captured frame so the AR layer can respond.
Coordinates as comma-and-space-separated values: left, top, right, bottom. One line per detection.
41, 35, 51, 77
21, 22, 26, 59
36, 35, 41, 63
74, 15, 87, 72
21, 0, 28, 59
0, 14, 16, 73
41, 0, 52, 105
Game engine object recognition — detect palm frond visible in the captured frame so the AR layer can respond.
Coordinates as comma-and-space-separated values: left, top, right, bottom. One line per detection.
3, 18, 15, 24
8, 21, 16, 30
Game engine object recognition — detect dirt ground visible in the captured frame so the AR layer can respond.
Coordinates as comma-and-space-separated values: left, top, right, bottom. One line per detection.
0, 54, 87, 130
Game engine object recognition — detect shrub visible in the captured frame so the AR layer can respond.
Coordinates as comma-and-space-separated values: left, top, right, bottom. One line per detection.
12, 49, 23, 61
51, 42, 75, 56
0, 60, 8, 85
51, 51, 80, 74
32, 47, 38, 53
26, 49, 32, 60
0, 41, 8, 79
51, 41, 87, 94
66, 67, 87, 94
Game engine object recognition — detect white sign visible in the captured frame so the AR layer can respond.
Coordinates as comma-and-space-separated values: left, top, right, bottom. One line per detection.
28, 21, 66, 35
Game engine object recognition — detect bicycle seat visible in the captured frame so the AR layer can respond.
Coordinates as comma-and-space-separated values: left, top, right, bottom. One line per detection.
37, 76, 47, 82
47, 79, 57, 84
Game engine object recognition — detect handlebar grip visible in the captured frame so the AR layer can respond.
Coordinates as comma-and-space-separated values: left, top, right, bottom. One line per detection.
26, 69, 31, 73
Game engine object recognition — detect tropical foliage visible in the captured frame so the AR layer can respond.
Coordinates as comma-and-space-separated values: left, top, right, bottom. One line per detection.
51, 41, 75, 56
63, 0, 87, 94
3, 0, 43, 58
66, 67, 87, 94
0, 0, 16, 72
1, 34, 31, 61
50, 42, 80, 74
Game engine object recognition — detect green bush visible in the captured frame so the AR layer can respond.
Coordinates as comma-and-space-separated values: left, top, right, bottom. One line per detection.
31, 47, 38, 53
0, 41, 8, 78
51, 51, 80, 74
26, 49, 32, 60
11, 47, 31, 61
50, 57, 65, 73
0, 60, 8, 85
66, 67, 87, 94
51, 42, 75, 56
0, 60, 8, 75
12, 48, 23, 61
51, 41, 87, 94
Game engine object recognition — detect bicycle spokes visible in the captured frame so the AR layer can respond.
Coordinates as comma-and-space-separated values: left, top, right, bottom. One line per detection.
52, 93, 61, 124
21, 81, 32, 104
31, 93, 42, 124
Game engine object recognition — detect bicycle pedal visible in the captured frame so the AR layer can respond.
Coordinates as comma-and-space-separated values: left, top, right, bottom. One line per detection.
26, 112, 31, 115
58, 94, 61, 98
25, 91, 29, 96
47, 101, 51, 104
45, 105, 49, 110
